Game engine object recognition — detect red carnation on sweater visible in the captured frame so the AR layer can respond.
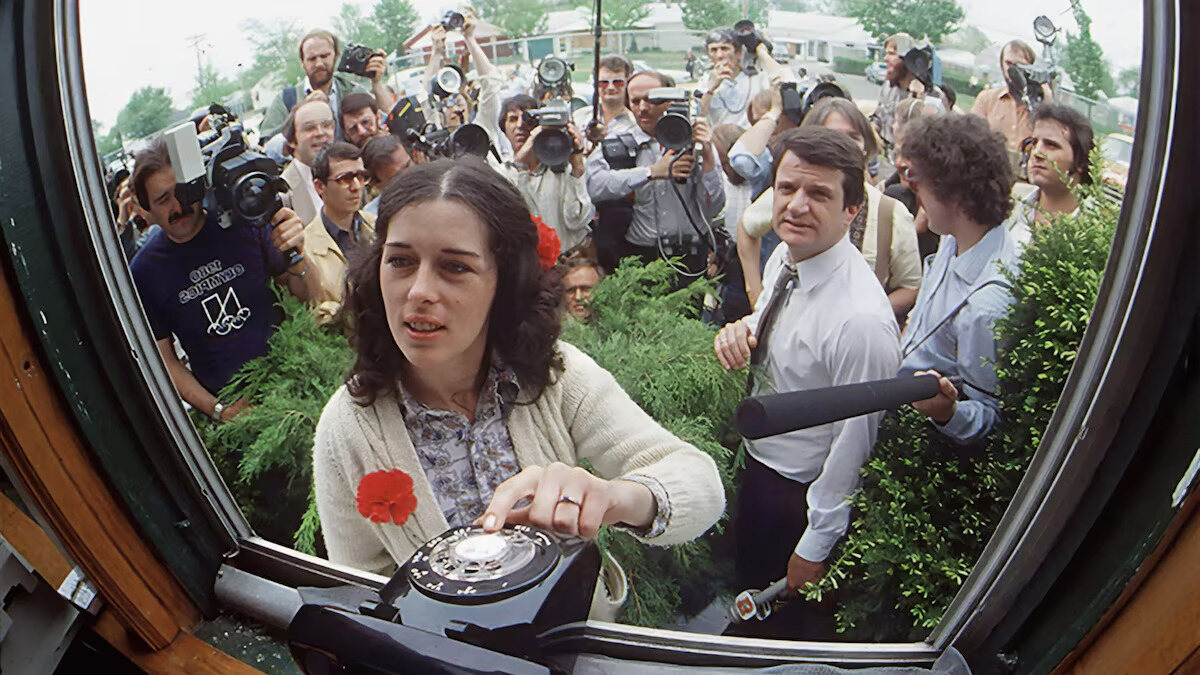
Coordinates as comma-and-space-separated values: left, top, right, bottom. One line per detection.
532, 214, 560, 271
356, 469, 418, 526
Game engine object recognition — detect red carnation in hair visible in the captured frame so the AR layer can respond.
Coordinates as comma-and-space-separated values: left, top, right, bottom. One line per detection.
531, 214, 561, 271
356, 469, 418, 526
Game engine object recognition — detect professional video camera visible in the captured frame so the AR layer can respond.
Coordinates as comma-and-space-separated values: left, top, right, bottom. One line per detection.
406, 125, 492, 160
163, 104, 298, 263
731, 19, 773, 76
535, 56, 574, 99
521, 103, 574, 172
1009, 15, 1061, 116
288, 525, 600, 672
779, 76, 852, 125
1008, 62, 1056, 113
647, 87, 701, 151
337, 43, 379, 79
441, 9, 465, 31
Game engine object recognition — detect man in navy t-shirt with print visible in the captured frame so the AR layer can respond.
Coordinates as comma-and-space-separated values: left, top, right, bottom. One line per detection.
130, 137, 323, 423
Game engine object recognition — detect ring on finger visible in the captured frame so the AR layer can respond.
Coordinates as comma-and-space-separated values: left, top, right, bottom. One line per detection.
558, 494, 581, 507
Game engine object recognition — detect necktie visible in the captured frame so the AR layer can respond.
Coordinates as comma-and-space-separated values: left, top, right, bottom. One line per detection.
750, 262, 797, 366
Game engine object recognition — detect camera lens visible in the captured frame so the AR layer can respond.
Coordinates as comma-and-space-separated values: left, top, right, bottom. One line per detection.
450, 124, 490, 158
231, 172, 278, 224
533, 128, 573, 169
655, 114, 693, 151
443, 11, 464, 30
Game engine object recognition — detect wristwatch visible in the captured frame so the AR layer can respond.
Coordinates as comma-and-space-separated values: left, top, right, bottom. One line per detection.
211, 401, 225, 423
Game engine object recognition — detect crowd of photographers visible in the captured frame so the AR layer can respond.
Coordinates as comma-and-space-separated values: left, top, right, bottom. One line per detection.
104, 13, 1099, 638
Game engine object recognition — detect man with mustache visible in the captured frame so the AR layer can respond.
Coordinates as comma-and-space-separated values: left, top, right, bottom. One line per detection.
713, 127, 900, 638
260, 28, 396, 142
128, 138, 322, 424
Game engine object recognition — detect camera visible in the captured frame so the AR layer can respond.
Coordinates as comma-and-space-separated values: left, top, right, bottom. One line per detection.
647, 87, 700, 151
162, 104, 297, 262
1008, 63, 1056, 113
521, 104, 574, 172
287, 525, 600, 671
902, 45, 935, 89
780, 77, 851, 125
337, 43, 377, 79
535, 56, 574, 99
731, 19, 773, 76
441, 10, 464, 31
406, 125, 492, 160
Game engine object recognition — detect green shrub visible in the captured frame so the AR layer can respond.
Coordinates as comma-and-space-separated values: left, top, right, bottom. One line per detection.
813, 155, 1120, 639
562, 259, 746, 626
197, 289, 353, 554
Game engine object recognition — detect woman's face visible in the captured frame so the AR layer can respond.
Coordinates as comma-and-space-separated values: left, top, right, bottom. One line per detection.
380, 199, 498, 377
822, 110, 867, 160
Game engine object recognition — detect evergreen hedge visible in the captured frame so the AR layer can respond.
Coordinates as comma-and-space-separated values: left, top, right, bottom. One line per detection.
812, 164, 1119, 640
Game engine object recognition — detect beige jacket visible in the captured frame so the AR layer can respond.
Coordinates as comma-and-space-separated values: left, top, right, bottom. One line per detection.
312, 342, 727, 576
302, 211, 376, 323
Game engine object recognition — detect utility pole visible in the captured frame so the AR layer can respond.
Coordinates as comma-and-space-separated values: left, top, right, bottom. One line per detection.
186, 33, 206, 94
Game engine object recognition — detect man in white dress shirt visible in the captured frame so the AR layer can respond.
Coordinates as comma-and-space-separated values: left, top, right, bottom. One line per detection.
714, 127, 901, 638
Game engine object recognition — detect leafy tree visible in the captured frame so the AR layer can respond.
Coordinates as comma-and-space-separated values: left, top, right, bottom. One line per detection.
841, 0, 964, 44
96, 124, 123, 157
773, 0, 816, 11
1062, 2, 1114, 99
1115, 65, 1140, 98
680, 0, 768, 31
580, 0, 653, 29
115, 86, 175, 140
237, 19, 304, 89
371, 0, 419, 55
940, 24, 991, 54
475, 0, 548, 38
335, 2, 384, 49
191, 61, 240, 111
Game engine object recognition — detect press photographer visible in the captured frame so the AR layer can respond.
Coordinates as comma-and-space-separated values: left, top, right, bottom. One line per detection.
870, 33, 946, 161
971, 39, 1055, 158
127, 120, 321, 425
500, 94, 595, 254
260, 28, 396, 142
585, 70, 725, 279
697, 23, 778, 128
571, 55, 637, 138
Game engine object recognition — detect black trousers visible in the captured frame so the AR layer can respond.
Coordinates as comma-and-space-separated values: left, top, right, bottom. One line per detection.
726, 454, 836, 640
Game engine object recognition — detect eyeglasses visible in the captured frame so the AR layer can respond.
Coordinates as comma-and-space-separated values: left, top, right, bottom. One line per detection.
900, 165, 920, 183
328, 169, 370, 187
598, 78, 626, 89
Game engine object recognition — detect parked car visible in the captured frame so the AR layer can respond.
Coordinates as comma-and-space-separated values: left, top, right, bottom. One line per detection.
864, 61, 887, 84
1101, 132, 1134, 197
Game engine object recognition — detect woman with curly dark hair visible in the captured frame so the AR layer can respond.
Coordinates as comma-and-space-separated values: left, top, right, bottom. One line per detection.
312, 158, 725, 577
896, 113, 1020, 447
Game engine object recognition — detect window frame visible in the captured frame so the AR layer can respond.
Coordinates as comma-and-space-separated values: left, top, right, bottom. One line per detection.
0, 0, 1184, 667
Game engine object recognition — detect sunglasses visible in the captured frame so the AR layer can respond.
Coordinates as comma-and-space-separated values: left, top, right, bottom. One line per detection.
598, 78, 626, 89
327, 169, 370, 187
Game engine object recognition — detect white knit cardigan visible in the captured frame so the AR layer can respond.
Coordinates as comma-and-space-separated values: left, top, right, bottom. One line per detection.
313, 341, 727, 575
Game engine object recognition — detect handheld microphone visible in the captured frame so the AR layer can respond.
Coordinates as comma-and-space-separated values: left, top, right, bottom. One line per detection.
736, 374, 962, 440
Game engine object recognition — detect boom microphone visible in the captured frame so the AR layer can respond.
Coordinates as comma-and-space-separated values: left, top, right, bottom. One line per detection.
736, 374, 961, 440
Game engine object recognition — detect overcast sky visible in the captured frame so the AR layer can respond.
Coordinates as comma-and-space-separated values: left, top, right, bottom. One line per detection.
81, 0, 1143, 128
